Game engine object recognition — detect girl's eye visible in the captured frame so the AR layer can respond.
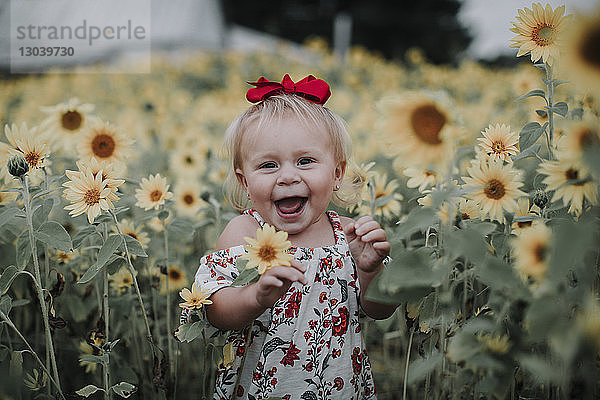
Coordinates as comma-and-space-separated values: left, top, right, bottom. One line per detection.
298, 158, 314, 166
259, 162, 277, 169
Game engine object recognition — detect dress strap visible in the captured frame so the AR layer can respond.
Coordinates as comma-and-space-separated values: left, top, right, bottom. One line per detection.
326, 210, 347, 246
243, 209, 267, 227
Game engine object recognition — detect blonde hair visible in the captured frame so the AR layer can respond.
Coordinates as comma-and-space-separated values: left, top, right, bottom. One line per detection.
223, 93, 364, 212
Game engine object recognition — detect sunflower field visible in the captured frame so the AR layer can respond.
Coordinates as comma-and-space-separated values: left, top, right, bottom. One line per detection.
1, 3, 600, 399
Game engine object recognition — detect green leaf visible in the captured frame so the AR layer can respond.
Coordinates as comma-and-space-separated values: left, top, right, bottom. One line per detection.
515, 89, 546, 102
512, 143, 542, 161
393, 207, 436, 241
111, 382, 136, 398
518, 355, 563, 383
72, 225, 99, 249
0, 207, 21, 230
75, 384, 105, 397
474, 256, 528, 298
444, 226, 489, 264
78, 235, 122, 284
32, 198, 54, 228
16, 229, 31, 267
547, 101, 568, 117
119, 234, 147, 257
0, 295, 12, 315
406, 351, 443, 384
232, 267, 260, 287
79, 353, 109, 366
175, 320, 207, 343
168, 217, 195, 237
535, 109, 547, 117
0, 266, 22, 295
519, 122, 547, 151
34, 221, 73, 252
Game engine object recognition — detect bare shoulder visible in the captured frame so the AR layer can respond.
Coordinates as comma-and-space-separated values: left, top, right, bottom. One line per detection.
216, 214, 259, 250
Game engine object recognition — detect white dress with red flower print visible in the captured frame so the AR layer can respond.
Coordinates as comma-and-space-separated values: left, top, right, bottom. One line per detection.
183, 209, 377, 400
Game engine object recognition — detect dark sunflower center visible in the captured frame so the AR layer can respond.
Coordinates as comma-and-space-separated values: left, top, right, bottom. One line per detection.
185, 156, 193, 165
410, 104, 445, 145
484, 179, 506, 200
183, 194, 194, 204
91, 133, 116, 158
84, 188, 101, 206
534, 243, 548, 262
126, 232, 138, 240
150, 190, 163, 201
566, 168, 579, 180
492, 141, 505, 153
579, 129, 598, 148
62, 111, 82, 131
517, 221, 533, 228
25, 152, 41, 168
532, 24, 554, 47
169, 269, 181, 280
579, 25, 600, 68
461, 213, 471, 220
258, 245, 276, 262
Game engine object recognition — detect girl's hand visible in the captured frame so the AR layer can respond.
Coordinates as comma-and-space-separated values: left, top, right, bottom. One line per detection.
252, 260, 307, 309
344, 216, 390, 273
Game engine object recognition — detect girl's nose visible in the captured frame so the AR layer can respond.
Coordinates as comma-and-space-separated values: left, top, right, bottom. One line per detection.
276, 165, 301, 185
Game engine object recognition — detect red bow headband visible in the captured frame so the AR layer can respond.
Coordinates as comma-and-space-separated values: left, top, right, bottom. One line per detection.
246, 74, 331, 105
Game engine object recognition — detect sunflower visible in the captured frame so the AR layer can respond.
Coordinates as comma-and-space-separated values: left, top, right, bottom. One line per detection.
562, 11, 600, 92
403, 167, 437, 193
338, 161, 375, 207
40, 98, 96, 149
511, 223, 552, 281
417, 191, 457, 225
174, 180, 207, 217
112, 218, 150, 249
160, 265, 188, 294
56, 249, 79, 264
178, 283, 213, 310
378, 93, 459, 170
169, 142, 207, 178
75, 157, 124, 203
109, 267, 135, 294
476, 332, 511, 354
509, 3, 570, 66
135, 173, 173, 210
538, 157, 598, 216
78, 341, 98, 374
556, 117, 600, 162
240, 224, 293, 275
4, 123, 50, 171
462, 159, 526, 223
457, 198, 482, 222
511, 198, 541, 234
359, 172, 403, 219
477, 123, 519, 163
63, 168, 121, 224
77, 120, 133, 167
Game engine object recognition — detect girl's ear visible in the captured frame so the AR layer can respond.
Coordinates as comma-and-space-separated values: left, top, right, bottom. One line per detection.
235, 168, 248, 190
335, 161, 346, 184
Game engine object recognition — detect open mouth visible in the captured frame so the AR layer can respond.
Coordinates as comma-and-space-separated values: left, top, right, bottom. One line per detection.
274, 197, 307, 215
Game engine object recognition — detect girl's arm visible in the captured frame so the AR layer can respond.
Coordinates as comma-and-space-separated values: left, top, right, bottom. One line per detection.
204, 215, 307, 331
342, 216, 399, 320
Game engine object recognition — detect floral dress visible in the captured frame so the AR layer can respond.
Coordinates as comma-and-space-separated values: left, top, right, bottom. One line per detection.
183, 209, 377, 400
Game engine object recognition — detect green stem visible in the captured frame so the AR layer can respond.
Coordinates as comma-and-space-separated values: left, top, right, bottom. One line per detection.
164, 220, 174, 386
403, 326, 415, 400
20, 175, 61, 393
103, 223, 111, 400
109, 210, 156, 355
0, 311, 66, 400
546, 63, 555, 160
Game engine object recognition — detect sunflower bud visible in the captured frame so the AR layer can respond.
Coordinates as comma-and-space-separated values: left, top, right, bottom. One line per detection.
7, 154, 29, 178
532, 189, 549, 209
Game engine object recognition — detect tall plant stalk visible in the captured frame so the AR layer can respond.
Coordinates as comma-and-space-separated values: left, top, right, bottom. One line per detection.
109, 210, 155, 355
102, 223, 111, 400
163, 217, 175, 387
545, 64, 556, 160
20, 175, 61, 393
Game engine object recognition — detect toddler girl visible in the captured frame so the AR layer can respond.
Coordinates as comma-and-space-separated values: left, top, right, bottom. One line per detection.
183, 74, 398, 399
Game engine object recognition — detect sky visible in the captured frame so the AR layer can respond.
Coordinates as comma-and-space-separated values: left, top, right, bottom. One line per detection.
458, 0, 599, 60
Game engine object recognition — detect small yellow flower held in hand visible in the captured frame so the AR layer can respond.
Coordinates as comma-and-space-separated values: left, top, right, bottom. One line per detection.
178, 283, 213, 310
240, 223, 293, 275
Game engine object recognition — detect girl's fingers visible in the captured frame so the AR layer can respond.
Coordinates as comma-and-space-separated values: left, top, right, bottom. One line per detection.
359, 228, 387, 243
268, 265, 307, 285
373, 241, 391, 252
354, 219, 382, 236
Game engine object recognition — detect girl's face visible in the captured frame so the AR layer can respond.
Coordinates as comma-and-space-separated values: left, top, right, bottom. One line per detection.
236, 116, 345, 238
